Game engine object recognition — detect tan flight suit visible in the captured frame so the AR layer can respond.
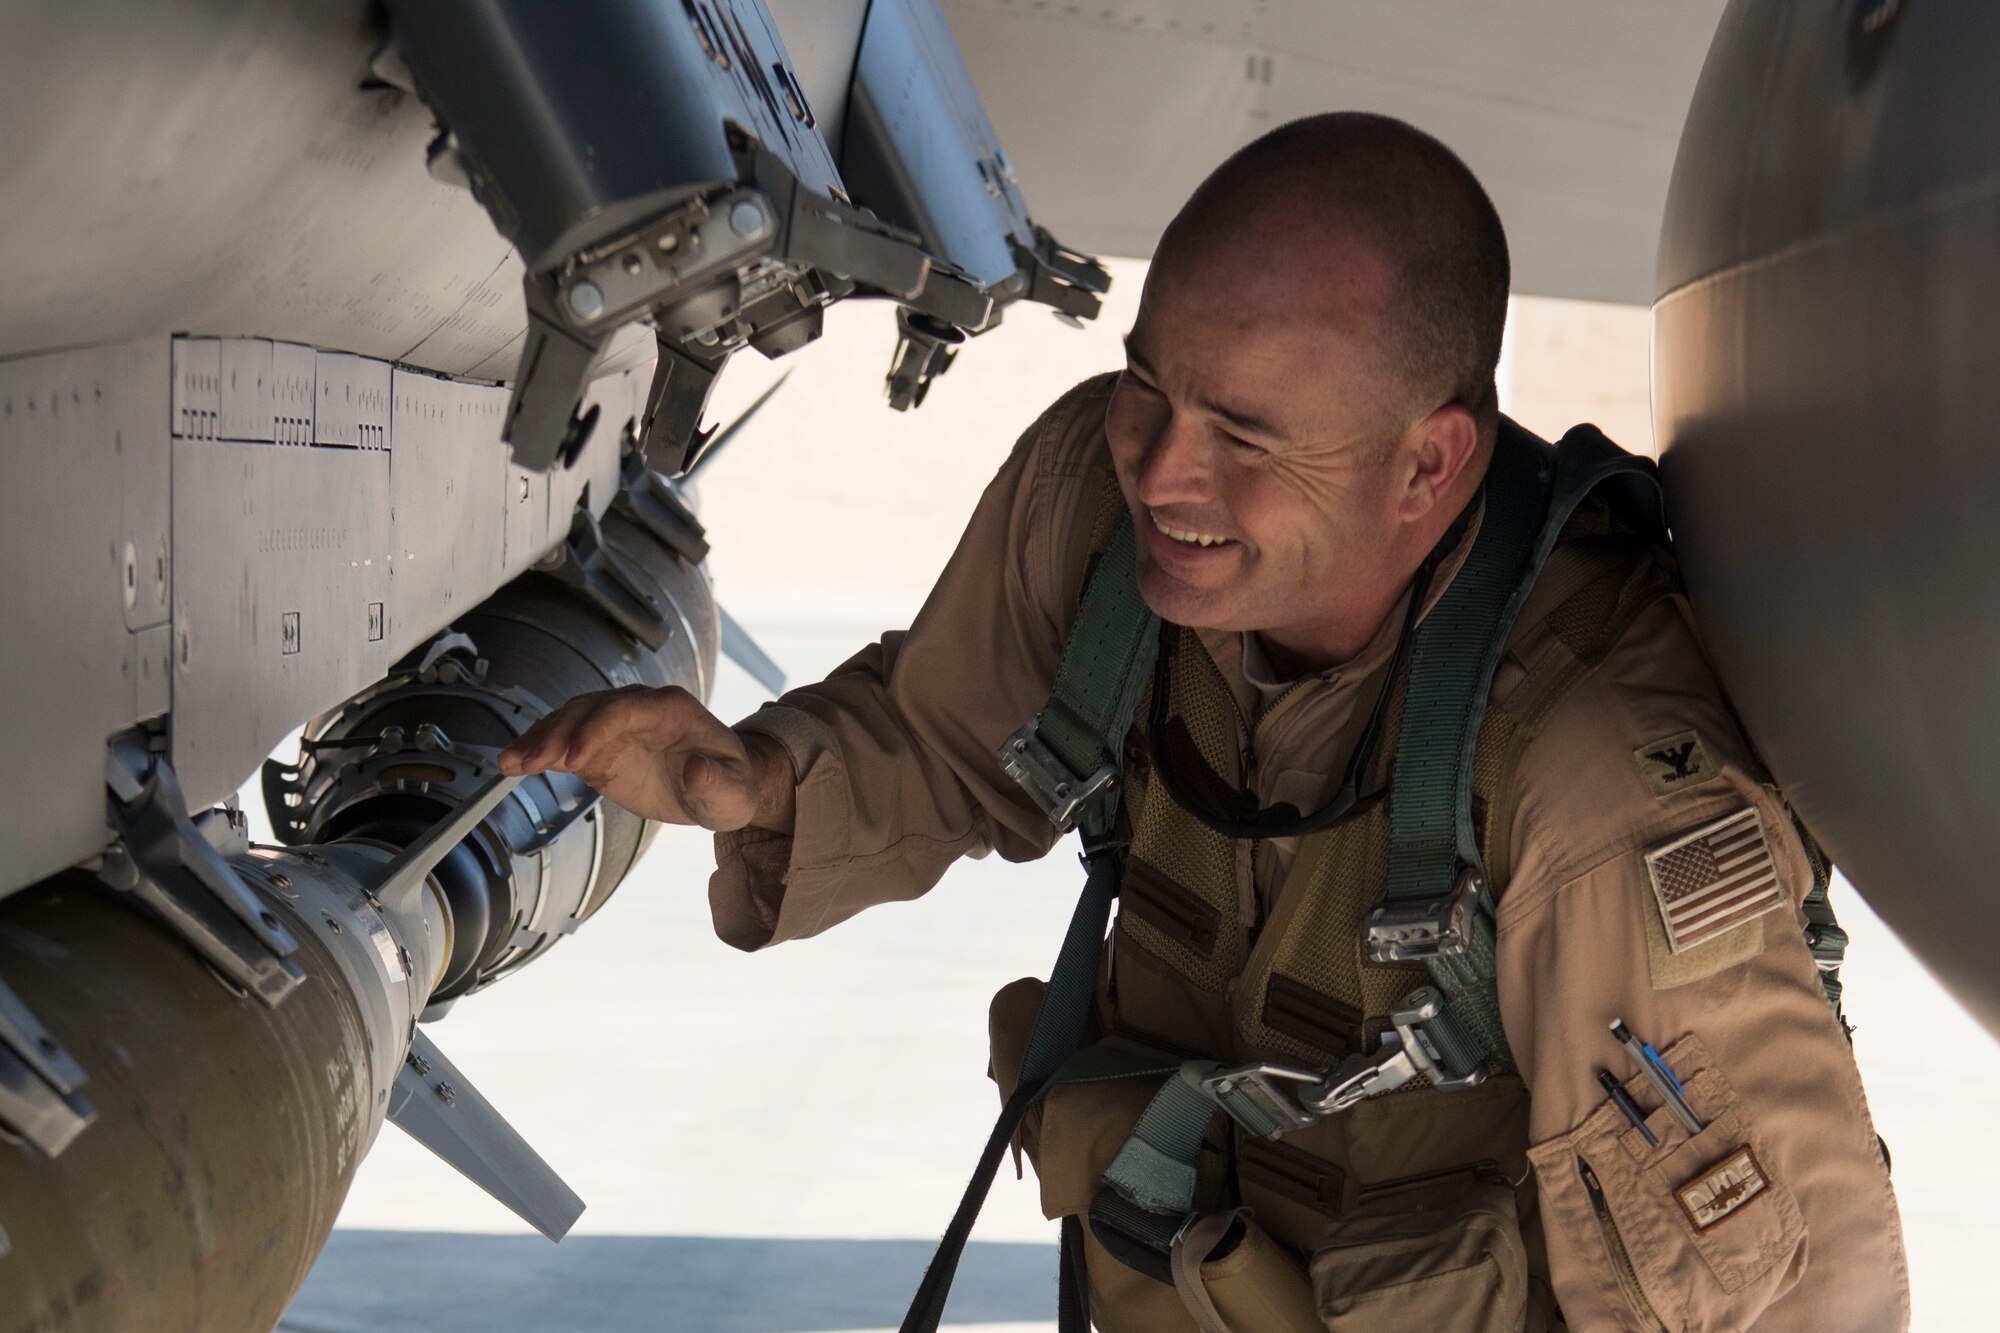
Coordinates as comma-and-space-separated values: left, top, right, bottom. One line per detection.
711, 375, 1910, 1331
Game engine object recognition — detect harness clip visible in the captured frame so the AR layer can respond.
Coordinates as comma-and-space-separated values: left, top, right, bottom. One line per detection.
1381, 985, 1488, 1093
1198, 1062, 1328, 1139
1363, 868, 1488, 962
1201, 986, 1486, 1140
997, 716, 1118, 833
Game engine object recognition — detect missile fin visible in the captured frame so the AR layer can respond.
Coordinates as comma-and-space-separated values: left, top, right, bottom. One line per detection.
719, 604, 787, 695
387, 1031, 585, 1241
683, 369, 789, 479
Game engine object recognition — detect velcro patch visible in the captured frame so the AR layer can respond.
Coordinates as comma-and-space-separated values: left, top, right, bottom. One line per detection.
1634, 729, 1717, 796
1676, 1145, 1769, 1230
1643, 809, 1787, 954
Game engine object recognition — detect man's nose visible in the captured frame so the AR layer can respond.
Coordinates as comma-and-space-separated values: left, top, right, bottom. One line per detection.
1133, 413, 1217, 508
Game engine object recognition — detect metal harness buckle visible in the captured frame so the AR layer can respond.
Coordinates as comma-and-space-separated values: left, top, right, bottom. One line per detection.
1363, 867, 1489, 962
1200, 987, 1488, 1140
1199, 1063, 1328, 1139
997, 716, 1119, 833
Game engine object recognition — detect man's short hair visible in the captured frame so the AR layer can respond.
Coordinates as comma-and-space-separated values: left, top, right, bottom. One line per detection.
1179, 113, 1511, 426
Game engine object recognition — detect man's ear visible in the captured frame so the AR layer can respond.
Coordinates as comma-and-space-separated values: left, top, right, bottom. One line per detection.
1397, 402, 1481, 523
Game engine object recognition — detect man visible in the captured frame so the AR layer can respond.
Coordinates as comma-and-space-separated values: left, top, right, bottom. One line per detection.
500, 115, 1908, 1329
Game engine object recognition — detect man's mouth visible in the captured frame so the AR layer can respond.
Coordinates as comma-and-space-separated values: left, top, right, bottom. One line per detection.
1150, 512, 1237, 549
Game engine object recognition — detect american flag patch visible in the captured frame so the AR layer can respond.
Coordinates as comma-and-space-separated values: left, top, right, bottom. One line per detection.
1643, 808, 1787, 954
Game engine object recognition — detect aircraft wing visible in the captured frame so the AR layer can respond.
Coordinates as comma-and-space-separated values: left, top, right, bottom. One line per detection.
944, 0, 1729, 302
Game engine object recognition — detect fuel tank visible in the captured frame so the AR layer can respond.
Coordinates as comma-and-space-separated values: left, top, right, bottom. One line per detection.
0, 876, 373, 1332
1654, 0, 2000, 1036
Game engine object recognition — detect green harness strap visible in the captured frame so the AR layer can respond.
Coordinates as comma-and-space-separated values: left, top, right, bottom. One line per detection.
1010, 519, 1162, 841
900, 522, 1158, 1333
1791, 814, 1852, 1017
1372, 422, 1668, 1071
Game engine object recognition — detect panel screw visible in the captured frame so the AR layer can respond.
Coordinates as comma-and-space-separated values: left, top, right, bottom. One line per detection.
564, 280, 605, 321
435, 1082, 456, 1105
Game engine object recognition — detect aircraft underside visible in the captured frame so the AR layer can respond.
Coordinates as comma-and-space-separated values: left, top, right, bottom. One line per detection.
4, 0, 1999, 1328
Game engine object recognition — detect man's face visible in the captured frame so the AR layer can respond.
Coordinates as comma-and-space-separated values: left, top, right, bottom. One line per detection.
1104, 253, 1416, 661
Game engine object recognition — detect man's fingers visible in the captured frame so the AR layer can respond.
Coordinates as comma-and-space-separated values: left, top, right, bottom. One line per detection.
498, 696, 598, 775
569, 746, 646, 801
499, 687, 698, 776
560, 688, 710, 771
499, 686, 755, 829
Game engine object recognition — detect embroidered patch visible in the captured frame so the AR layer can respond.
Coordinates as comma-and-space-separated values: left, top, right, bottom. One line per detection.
1641, 881, 1765, 990
1675, 1145, 1769, 1230
1634, 729, 1717, 796
1643, 809, 1787, 954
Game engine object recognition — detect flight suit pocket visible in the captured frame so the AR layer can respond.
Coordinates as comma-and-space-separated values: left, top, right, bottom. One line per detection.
989, 975, 1222, 1222
1122, 857, 1222, 956
1308, 1172, 1528, 1333
1032, 1073, 1182, 1220
1525, 1036, 1806, 1331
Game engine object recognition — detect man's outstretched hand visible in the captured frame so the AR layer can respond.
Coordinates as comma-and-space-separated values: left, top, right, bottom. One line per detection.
497, 686, 795, 834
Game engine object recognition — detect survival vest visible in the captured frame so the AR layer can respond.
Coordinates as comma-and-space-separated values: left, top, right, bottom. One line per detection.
899, 418, 1846, 1333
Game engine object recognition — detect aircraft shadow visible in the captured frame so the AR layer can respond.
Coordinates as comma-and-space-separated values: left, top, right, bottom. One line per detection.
279, 1231, 1059, 1332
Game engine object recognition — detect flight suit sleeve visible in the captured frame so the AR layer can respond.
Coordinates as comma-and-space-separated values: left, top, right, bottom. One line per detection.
1493, 597, 1911, 1331
707, 375, 1119, 950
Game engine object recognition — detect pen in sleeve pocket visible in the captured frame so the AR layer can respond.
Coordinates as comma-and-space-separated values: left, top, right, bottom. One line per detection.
1610, 1018, 1704, 1135
1597, 1069, 1663, 1148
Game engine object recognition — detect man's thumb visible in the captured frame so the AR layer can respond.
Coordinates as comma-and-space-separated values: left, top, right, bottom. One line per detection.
679, 751, 754, 831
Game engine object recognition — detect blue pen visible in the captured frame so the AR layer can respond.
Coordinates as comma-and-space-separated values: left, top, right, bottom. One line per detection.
1639, 1036, 1685, 1094
1610, 1018, 1703, 1134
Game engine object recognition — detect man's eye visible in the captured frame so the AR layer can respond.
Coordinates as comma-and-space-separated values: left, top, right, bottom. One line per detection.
1223, 432, 1266, 456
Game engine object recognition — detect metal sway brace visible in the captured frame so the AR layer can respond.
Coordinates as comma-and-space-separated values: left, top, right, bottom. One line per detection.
0, 975, 95, 1158
1200, 986, 1488, 1140
102, 733, 305, 1005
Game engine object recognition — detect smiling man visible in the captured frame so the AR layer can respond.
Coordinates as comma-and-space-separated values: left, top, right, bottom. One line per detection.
500, 115, 1907, 1330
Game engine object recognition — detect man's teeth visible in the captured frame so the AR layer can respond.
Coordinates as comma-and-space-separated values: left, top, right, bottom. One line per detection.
1151, 513, 1231, 547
